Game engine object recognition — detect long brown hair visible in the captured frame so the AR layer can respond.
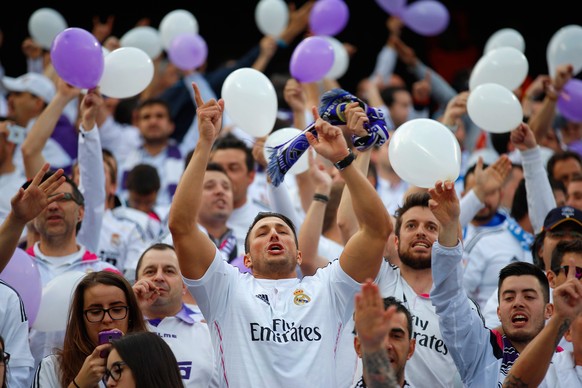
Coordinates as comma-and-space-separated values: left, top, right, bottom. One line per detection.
57, 271, 148, 386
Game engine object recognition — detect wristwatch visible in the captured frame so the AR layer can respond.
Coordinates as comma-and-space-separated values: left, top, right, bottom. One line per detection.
334, 148, 356, 170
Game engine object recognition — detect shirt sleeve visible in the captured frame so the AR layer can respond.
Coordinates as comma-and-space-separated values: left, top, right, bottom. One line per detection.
76, 124, 105, 253
430, 241, 494, 385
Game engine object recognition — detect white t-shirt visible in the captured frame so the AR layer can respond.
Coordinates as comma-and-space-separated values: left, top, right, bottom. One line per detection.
336, 261, 465, 388
0, 280, 35, 387
184, 247, 360, 388
99, 209, 149, 281
544, 349, 582, 387
145, 305, 217, 388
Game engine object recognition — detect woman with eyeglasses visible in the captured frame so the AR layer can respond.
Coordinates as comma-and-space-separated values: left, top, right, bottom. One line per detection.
32, 271, 148, 387
1, 335, 9, 388
104, 331, 184, 387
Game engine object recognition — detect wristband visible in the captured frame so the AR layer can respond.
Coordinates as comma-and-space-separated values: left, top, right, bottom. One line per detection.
313, 193, 329, 203
333, 148, 356, 170
276, 38, 288, 48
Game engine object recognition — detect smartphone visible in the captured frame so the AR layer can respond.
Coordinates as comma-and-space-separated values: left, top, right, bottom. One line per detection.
98, 329, 123, 358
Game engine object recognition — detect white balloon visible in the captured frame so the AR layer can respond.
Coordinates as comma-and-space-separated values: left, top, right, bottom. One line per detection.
467, 83, 523, 134
484, 28, 525, 54
28, 8, 68, 50
469, 47, 528, 91
324, 36, 349, 80
32, 271, 86, 332
99, 47, 154, 99
388, 118, 461, 188
159, 9, 199, 50
264, 127, 310, 175
120, 26, 163, 60
255, 0, 289, 37
221, 68, 278, 138
547, 24, 582, 77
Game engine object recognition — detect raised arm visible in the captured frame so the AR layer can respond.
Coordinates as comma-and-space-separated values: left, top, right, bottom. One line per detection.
306, 107, 392, 282
0, 163, 64, 271
503, 261, 582, 387
75, 89, 106, 253
20, 77, 80, 178
529, 64, 573, 146
298, 151, 335, 275
168, 83, 224, 279
510, 122, 556, 232
355, 279, 400, 388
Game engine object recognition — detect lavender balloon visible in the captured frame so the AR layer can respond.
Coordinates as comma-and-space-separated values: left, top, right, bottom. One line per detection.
50, 27, 104, 89
558, 79, 582, 123
168, 32, 208, 71
402, 0, 449, 36
0, 248, 42, 327
375, 0, 406, 16
290, 36, 334, 83
309, 0, 350, 36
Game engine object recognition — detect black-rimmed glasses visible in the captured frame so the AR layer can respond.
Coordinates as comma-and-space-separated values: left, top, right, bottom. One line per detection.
102, 361, 127, 384
83, 306, 129, 323
49, 192, 83, 205
0, 351, 9, 365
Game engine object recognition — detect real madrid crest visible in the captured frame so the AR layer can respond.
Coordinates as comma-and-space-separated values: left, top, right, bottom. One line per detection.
293, 288, 311, 305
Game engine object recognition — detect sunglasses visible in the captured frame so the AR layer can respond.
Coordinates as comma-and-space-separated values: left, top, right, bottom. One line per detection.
558, 265, 582, 280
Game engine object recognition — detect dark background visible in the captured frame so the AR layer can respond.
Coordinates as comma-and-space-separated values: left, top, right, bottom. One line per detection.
1, 1, 577, 95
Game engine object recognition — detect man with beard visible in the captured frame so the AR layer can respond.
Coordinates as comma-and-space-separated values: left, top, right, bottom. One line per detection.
340, 192, 475, 387
118, 98, 184, 207
429, 180, 557, 387
461, 160, 533, 310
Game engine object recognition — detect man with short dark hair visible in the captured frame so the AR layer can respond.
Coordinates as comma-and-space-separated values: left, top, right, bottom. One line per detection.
118, 98, 184, 207
169, 83, 391, 387
429, 180, 558, 386
353, 280, 415, 388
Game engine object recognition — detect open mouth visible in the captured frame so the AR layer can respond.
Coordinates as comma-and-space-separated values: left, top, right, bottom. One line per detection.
267, 243, 284, 254
511, 313, 528, 327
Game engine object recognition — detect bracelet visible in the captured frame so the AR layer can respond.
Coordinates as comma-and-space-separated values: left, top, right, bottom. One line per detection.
276, 38, 288, 48
313, 193, 329, 203
333, 148, 356, 170
73, 378, 81, 388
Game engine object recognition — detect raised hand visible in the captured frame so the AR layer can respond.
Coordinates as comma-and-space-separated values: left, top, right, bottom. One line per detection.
345, 101, 369, 138
305, 106, 350, 163
510, 122, 538, 151
80, 88, 104, 131
428, 180, 460, 236
192, 82, 224, 144
472, 155, 512, 202
132, 278, 160, 309
11, 163, 65, 223
354, 279, 396, 352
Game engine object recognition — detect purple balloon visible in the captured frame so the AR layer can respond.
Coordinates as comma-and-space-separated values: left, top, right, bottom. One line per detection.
309, 0, 350, 36
402, 0, 449, 36
290, 36, 334, 83
0, 248, 42, 327
375, 0, 407, 16
50, 27, 104, 89
168, 33, 208, 71
558, 79, 582, 122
